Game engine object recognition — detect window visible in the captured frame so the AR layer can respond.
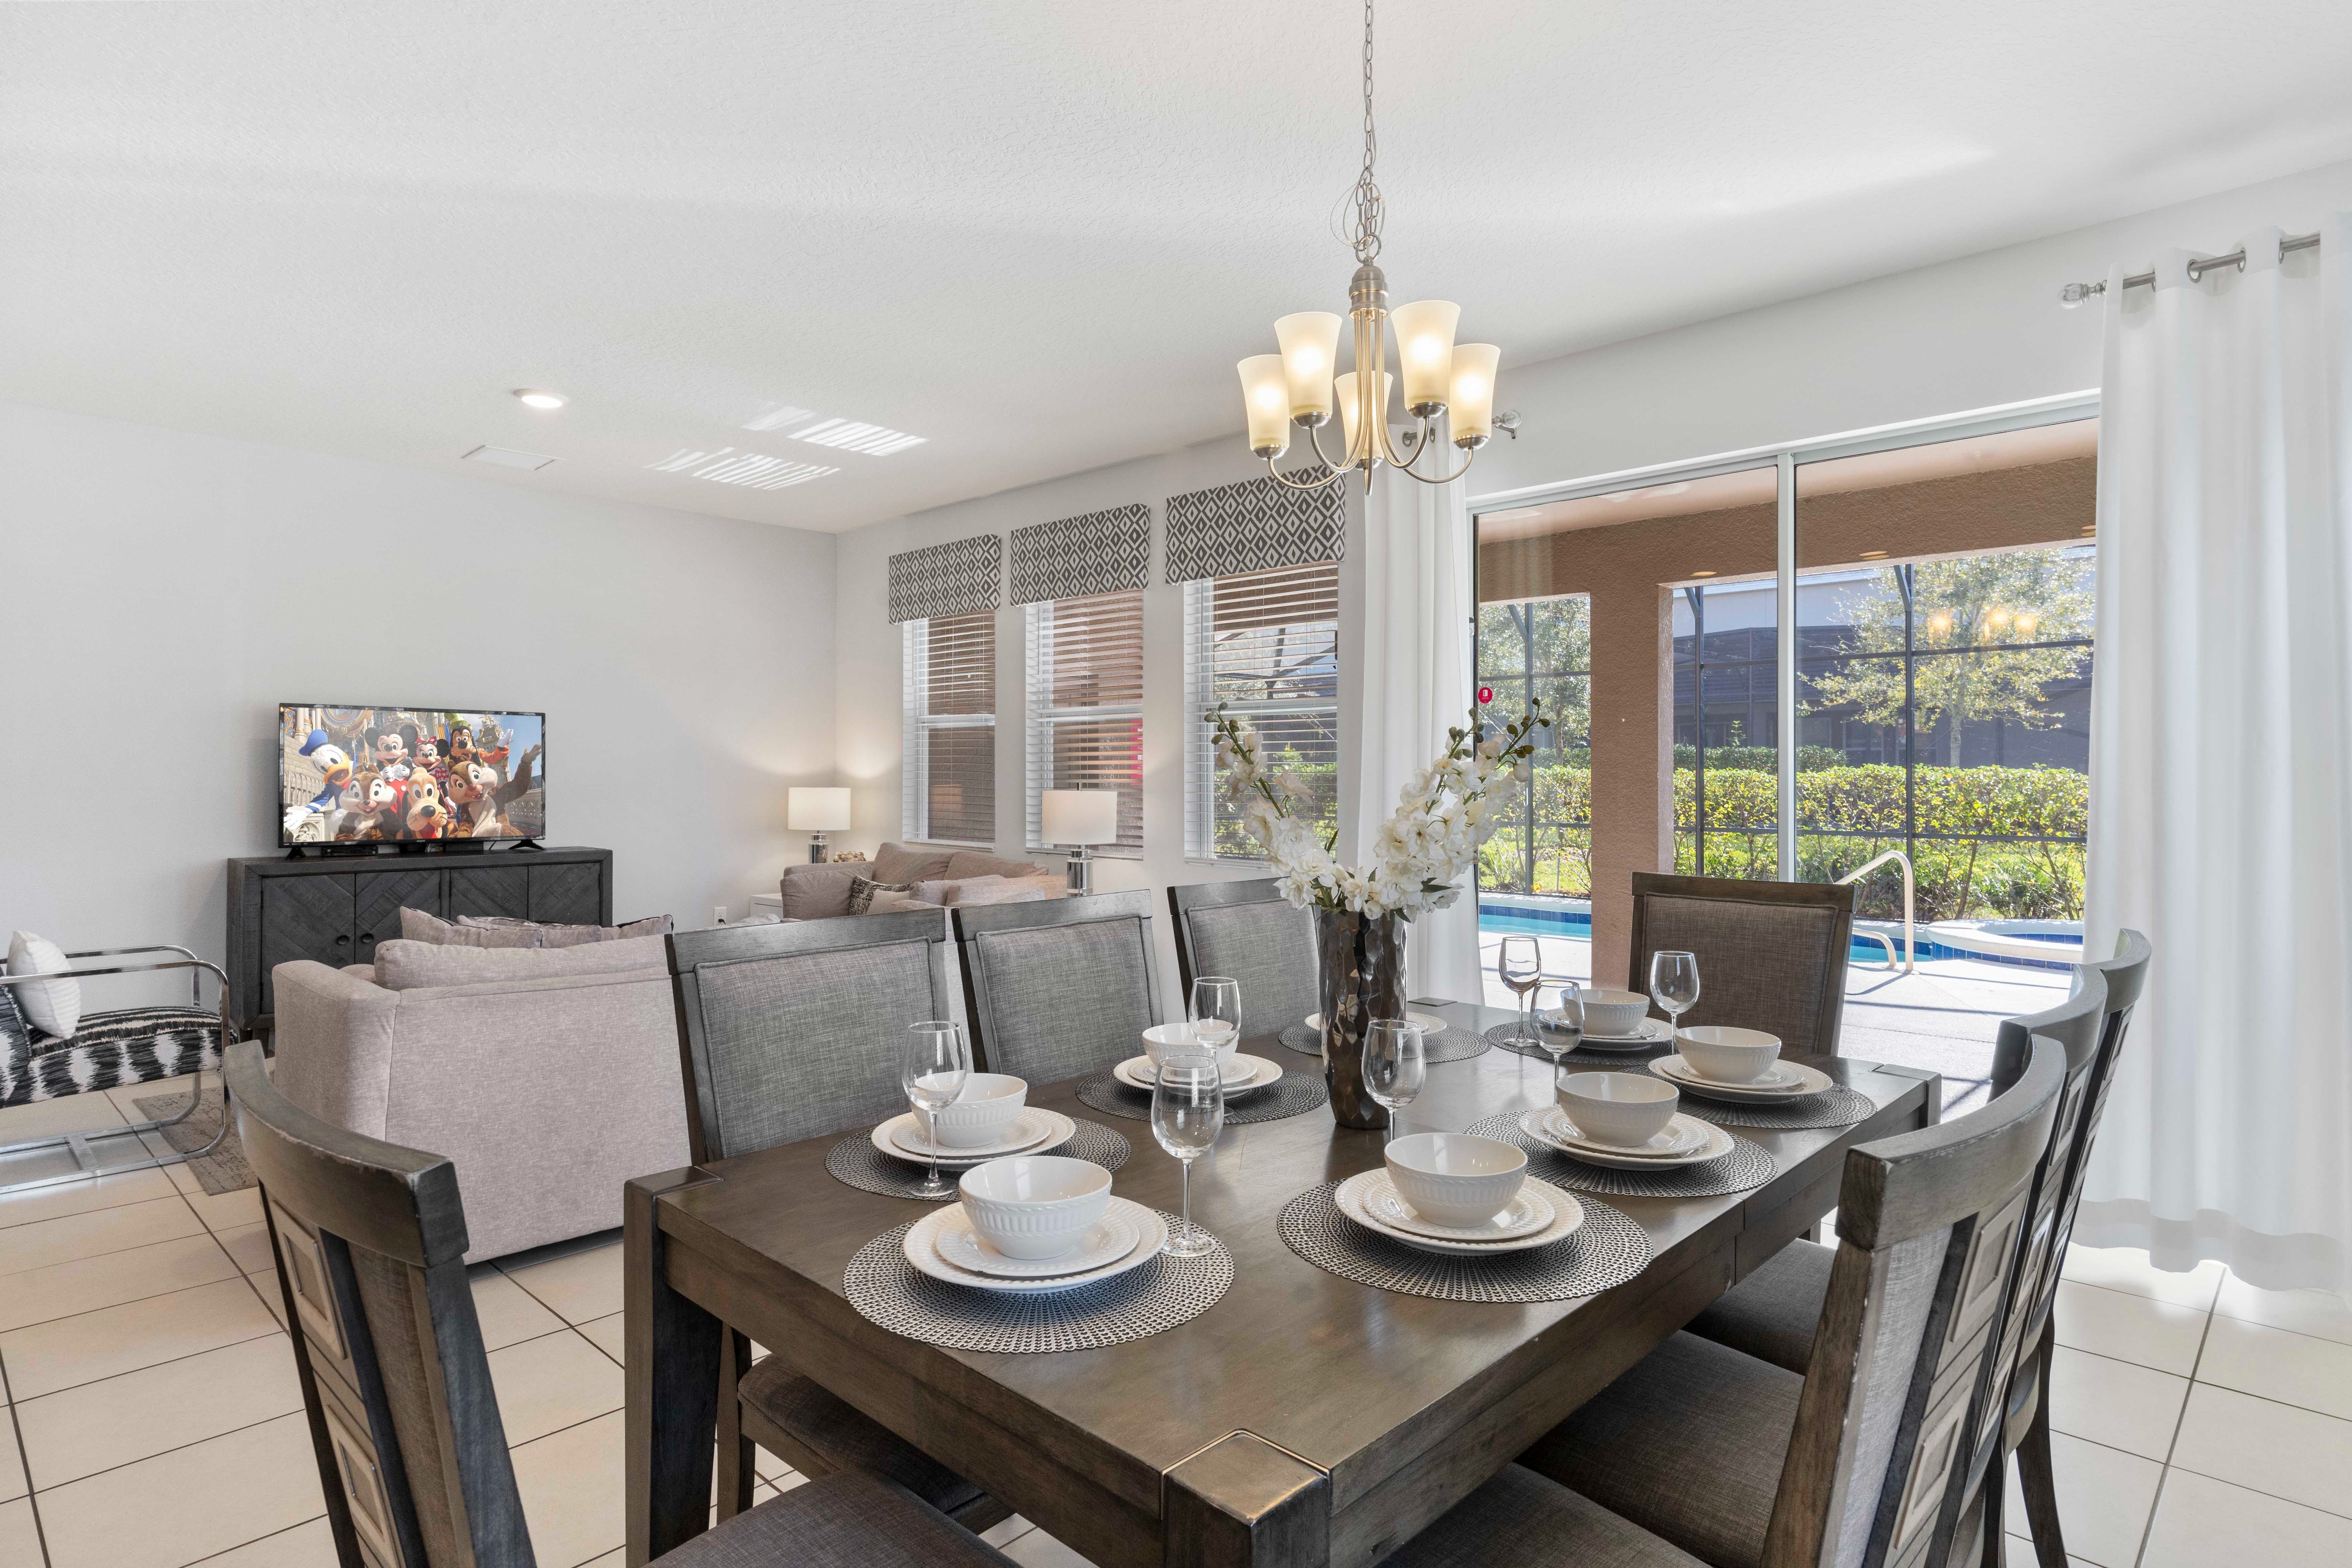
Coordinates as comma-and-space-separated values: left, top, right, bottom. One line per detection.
1476, 595, 1592, 893
1183, 561, 1341, 859
1025, 590, 1144, 854
1673, 576, 1782, 878
901, 611, 996, 845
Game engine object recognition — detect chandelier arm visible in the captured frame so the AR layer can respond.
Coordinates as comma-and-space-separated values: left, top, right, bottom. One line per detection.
1372, 403, 1421, 470
1262, 453, 1353, 492
1305, 417, 1352, 473
1391, 444, 1478, 486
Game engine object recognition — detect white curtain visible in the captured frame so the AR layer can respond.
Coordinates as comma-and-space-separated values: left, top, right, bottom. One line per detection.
1351, 465, 1483, 1003
2080, 216, 2352, 1298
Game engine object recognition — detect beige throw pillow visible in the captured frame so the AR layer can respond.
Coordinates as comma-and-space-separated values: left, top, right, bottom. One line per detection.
399, 908, 540, 948
6, 931, 81, 1037
848, 876, 915, 915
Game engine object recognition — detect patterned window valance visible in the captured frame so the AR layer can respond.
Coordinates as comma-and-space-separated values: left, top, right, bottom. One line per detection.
1164, 468, 1344, 583
889, 534, 1003, 623
1009, 504, 1151, 605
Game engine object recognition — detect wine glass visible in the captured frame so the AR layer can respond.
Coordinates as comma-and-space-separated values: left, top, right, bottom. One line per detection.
1189, 976, 1242, 1058
1151, 1052, 1225, 1257
1649, 950, 1702, 1039
899, 1020, 970, 1197
1541, 979, 1584, 1076
1498, 935, 1544, 1047
1361, 1019, 1426, 1144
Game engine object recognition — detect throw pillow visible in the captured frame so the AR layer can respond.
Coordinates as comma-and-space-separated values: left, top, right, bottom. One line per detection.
869, 842, 956, 884
6, 931, 81, 1038
457, 913, 673, 947
864, 888, 932, 914
399, 908, 541, 948
847, 876, 915, 915
373, 935, 668, 991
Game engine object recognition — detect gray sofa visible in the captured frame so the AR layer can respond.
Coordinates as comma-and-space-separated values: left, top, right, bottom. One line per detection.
268, 935, 690, 1263
778, 842, 1066, 920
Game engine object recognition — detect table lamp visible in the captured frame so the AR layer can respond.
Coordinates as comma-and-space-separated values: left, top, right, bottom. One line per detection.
1041, 788, 1119, 894
788, 786, 852, 863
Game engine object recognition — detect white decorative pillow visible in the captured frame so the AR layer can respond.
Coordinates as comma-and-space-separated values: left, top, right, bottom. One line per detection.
7, 931, 82, 1038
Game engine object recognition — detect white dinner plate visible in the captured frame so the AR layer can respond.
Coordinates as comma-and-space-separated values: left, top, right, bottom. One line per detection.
903, 1197, 1167, 1292
1520, 1107, 1734, 1170
1557, 1016, 1676, 1051
1653, 1054, 1834, 1104
1335, 1170, 1585, 1255
871, 1108, 1074, 1165
932, 1207, 1141, 1279
1363, 1172, 1555, 1241
1540, 1107, 1712, 1159
1304, 1010, 1449, 1036
1112, 1055, 1277, 1094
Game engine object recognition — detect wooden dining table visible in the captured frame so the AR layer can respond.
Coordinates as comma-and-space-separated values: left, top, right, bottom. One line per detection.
623, 998, 1939, 1568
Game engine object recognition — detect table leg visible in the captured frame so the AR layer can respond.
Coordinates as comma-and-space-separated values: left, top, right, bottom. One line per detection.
714, 1329, 755, 1521
626, 1171, 722, 1566
1164, 1431, 1329, 1567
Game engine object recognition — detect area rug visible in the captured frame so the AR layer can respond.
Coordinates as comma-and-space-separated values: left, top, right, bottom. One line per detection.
132, 1089, 256, 1196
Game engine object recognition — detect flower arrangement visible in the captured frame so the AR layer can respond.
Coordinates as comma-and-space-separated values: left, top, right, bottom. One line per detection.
1207, 699, 1551, 919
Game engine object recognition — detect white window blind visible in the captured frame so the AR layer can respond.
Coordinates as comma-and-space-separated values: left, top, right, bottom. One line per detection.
901, 611, 997, 845
1183, 560, 1341, 860
1024, 590, 1144, 854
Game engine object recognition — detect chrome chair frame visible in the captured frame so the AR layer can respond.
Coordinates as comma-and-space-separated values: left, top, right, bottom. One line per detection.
0, 945, 240, 1193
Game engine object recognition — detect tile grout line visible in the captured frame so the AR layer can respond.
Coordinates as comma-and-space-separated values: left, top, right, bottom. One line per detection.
26, 1406, 308, 1499
181, 1512, 329, 1566
2132, 1289, 2220, 1567
0, 1318, 55, 1568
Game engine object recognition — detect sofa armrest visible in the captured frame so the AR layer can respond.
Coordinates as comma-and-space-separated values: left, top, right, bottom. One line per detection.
270, 960, 402, 1139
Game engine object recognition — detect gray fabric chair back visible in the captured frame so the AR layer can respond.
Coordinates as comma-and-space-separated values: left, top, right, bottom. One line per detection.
1166, 879, 1319, 1040
953, 891, 1163, 1082
1763, 1034, 2064, 1568
667, 911, 958, 1164
227, 1038, 533, 1568
1627, 874, 1856, 1054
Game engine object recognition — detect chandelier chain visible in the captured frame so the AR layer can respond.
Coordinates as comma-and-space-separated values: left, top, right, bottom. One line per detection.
1348, 0, 1383, 263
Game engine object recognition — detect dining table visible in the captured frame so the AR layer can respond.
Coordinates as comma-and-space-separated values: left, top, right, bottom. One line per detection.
623, 997, 1940, 1568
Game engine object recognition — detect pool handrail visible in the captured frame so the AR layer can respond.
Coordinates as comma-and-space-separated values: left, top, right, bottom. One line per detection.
1839, 849, 1916, 973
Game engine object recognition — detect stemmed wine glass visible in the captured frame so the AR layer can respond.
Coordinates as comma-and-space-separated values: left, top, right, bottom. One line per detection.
1189, 976, 1242, 1061
1151, 1052, 1225, 1257
1361, 1019, 1426, 1145
899, 1019, 970, 1197
1540, 979, 1584, 1076
1498, 935, 1544, 1047
1649, 950, 1702, 1039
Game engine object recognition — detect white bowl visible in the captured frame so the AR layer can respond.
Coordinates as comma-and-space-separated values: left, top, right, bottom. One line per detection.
1383, 1133, 1529, 1229
1144, 1022, 1237, 1071
957, 1156, 1113, 1260
1576, 988, 1653, 1037
925, 1073, 1028, 1149
1675, 1025, 1781, 1084
1556, 1071, 1680, 1147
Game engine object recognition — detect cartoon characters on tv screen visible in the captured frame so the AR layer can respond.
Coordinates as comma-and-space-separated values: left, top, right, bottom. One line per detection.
281, 709, 542, 844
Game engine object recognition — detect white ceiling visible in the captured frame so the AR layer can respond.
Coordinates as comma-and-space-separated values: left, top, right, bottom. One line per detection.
6, 2, 2350, 534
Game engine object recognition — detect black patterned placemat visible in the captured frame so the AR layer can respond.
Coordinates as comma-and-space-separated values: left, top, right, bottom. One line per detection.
1631, 1069, 1880, 1130
1483, 1021, 1676, 1068
1074, 1071, 1328, 1125
825, 1119, 1132, 1201
1278, 1183, 1652, 1303
843, 1212, 1232, 1352
1463, 1113, 1778, 1198
1279, 1020, 1490, 1064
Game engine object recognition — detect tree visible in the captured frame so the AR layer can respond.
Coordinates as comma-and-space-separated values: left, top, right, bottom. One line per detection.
1479, 597, 1592, 751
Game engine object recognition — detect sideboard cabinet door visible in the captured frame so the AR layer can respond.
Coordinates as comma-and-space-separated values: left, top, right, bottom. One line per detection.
446, 866, 530, 920
353, 868, 444, 964
259, 875, 356, 1015
528, 861, 604, 925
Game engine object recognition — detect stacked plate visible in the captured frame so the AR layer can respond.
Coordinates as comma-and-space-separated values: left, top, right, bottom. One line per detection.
1305, 1010, 1450, 1036
1111, 1054, 1282, 1097
1651, 1054, 1834, 1105
1552, 1016, 1675, 1052
869, 1108, 1077, 1167
901, 1197, 1167, 1292
1333, 1169, 1585, 1256
1518, 1105, 1734, 1171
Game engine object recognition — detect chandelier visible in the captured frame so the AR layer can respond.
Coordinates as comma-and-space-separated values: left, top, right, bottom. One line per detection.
1238, 0, 1504, 492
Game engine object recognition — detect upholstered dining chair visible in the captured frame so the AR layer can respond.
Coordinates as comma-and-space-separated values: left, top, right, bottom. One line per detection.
952, 890, 1164, 1082
224, 1039, 1015, 1568
1626, 873, 1857, 1054
1166, 878, 1319, 1041
665, 913, 1010, 1532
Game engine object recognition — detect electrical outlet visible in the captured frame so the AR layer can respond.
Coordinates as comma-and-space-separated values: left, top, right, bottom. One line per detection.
713, 904, 728, 926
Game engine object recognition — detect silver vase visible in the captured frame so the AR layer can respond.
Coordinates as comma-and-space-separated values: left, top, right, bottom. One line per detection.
1315, 907, 1409, 1131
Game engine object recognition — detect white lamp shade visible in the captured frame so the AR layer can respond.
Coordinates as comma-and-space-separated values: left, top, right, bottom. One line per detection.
788, 786, 852, 833
1389, 300, 1460, 412
1274, 311, 1341, 422
1041, 788, 1119, 846
1448, 344, 1500, 446
1334, 369, 1392, 464
1237, 355, 1292, 457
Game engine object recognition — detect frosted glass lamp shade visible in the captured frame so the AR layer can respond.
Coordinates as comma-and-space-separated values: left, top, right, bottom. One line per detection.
1238, 355, 1292, 457
1334, 370, 1392, 465
1274, 311, 1342, 423
1041, 788, 1119, 846
788, 787, 852, 833
1389, 300, 1460, 413
1448, 344, 1501, 447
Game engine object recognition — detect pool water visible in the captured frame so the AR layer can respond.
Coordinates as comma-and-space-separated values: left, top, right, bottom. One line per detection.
1475, 902, 2072, 972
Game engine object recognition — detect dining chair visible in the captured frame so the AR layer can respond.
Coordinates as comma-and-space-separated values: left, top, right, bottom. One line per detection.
223, 1038, 1016, 1568
1381, 1032, 2067, 1568
1165, 878, 1319, 1040
666, 914, 1011, 1532
952, 890, 1164, 1081
1625, 873, 1856, 1054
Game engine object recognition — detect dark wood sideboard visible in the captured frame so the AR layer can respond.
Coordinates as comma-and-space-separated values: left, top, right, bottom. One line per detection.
225, 847, 614, 1024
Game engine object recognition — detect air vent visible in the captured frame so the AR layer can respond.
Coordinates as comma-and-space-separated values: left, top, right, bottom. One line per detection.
646, 446, 838, 490
462, 445, 556, 471
788, 418, 927, 456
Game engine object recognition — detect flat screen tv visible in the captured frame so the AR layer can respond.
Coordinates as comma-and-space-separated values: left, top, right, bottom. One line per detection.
280, 704, 546, 847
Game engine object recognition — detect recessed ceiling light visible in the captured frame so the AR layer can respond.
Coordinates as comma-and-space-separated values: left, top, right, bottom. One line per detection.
463, 444, 556, 471
1689, 569, 1718, 578
1858, 549, 1890, 559
646, 446, 838, 490
512, 389, 566, 410
788, 417, 927, 456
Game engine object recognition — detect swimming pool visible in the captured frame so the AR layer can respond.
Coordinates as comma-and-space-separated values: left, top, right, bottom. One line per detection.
1476, 900, 2080, 973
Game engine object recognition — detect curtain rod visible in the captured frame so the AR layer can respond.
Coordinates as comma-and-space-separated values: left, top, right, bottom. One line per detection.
2058, 231, 2322, 305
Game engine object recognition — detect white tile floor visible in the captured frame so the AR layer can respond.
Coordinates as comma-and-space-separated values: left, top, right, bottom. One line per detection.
3, 1075, 2347, 1566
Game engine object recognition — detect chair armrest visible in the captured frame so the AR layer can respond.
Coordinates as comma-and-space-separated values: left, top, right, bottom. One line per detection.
269, 961, 401, 1139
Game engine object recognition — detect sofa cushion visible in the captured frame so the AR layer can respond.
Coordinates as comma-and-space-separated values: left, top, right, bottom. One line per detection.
781, 863, 860, 920
943, 850, 1044, 881
913, 874, 1058, 908
399, 908, 541, 948
2, 1004, 227, 1109
870, 842, 957, 883
7, 931, 81, 1038
373, 935, 668, 991
456, 913, 674, 948
848, 876, 916, 915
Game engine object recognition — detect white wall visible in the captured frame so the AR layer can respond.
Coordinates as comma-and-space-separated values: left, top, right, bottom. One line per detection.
0, 400, 837, 1003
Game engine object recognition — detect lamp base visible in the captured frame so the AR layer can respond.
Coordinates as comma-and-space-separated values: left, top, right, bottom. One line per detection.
807, 834, 829, 864
1064, 846, 1093, 896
